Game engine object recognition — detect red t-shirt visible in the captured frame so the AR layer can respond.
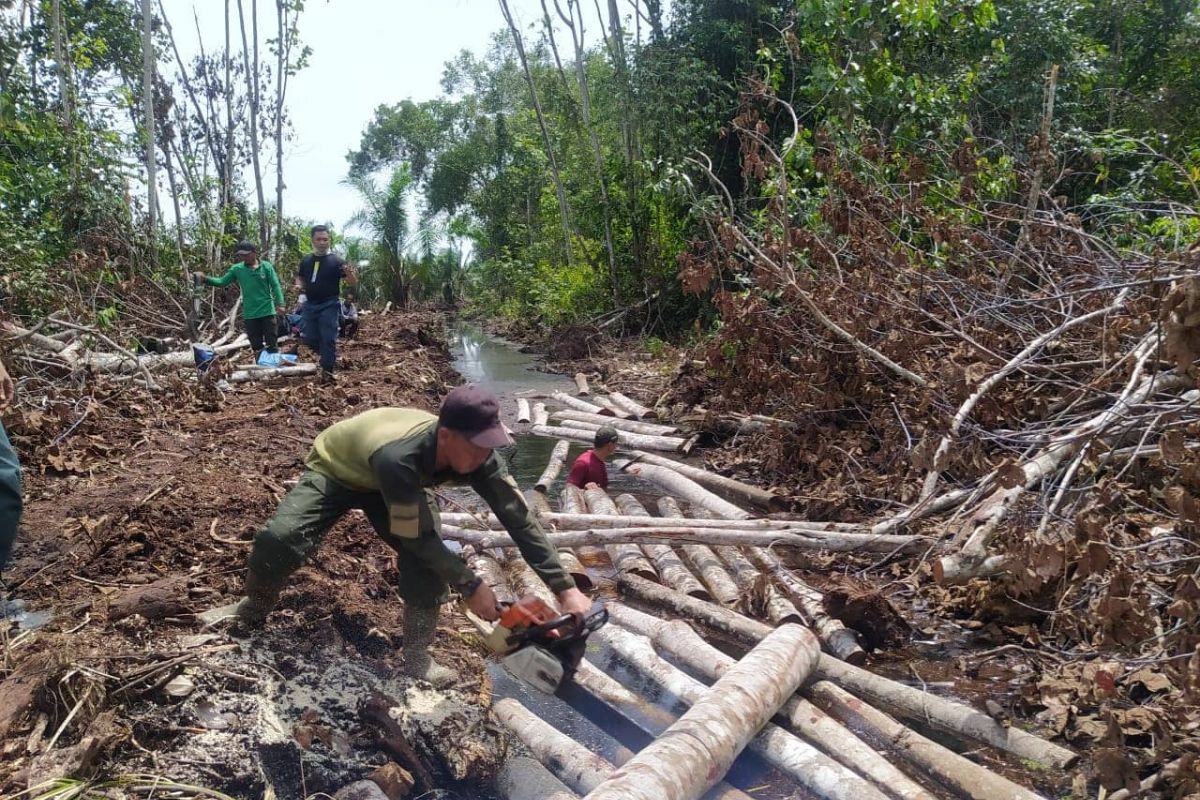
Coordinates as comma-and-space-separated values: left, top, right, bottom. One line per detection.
566, 449, 608, 489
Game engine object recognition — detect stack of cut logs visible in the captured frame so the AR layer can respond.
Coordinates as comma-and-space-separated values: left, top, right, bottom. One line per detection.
445, 379, 1074, 800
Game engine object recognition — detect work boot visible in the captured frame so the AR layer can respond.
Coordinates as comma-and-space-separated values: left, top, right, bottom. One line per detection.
318, 369, 337, 386
403, 606, 458, 687
232, 571, 285, 628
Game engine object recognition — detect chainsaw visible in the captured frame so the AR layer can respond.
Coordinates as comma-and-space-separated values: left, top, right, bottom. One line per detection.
464, 595, 608, 694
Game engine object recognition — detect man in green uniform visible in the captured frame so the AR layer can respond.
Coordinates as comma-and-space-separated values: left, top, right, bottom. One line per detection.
218, 384, 590, 686
195, 242, 286, 355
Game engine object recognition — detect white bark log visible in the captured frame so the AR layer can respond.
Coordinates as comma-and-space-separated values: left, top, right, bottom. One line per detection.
443, 526, 919, 554
536, 440, 573, 493
658, 496, 740, 605
497, 757, 579, 800
495, 699, 613, 794
533, 402, 550, 426
225, 364, 316, 383
571, 662, 756, 800
607, 603, 934, 800
517, 398, 532, 423
614, 494, 708, 599
574, 372, 591, 396
583, 487, 657, 579
439, 510, 857, 534
714, 545, 803, 624
606, 390, 656, 419
533, 424, 690, 454
627, 450, 784, 512
617, 572, 1078, 769
589, 627, 883, 800
614, 460, 750, 519
553, 410, 680, 436
552, 391, 613, 416
810, 681, 1047, 800
592, 395, 638, 419
745, 548, 865, 664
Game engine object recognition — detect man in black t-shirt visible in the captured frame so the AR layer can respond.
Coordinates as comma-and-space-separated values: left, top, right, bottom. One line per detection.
297, 225, 357, 382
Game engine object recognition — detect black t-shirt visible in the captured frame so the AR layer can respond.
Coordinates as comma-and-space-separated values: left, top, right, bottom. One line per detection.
298, 253, 346, 303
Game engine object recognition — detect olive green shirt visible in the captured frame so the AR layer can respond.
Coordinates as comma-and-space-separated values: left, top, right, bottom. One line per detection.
305, 407, 574, 593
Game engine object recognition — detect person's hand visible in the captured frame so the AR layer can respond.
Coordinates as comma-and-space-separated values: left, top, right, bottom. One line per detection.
464, 580, 500, 621
0, 360, 13, 411
584, 482, 599, 490
557, 586, 592, 619
276, 305, 286, 315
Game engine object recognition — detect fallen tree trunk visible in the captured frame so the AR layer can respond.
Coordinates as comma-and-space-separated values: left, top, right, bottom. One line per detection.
533, 402, 550, 425
613, 460, 750, 519
495, 698, 613, 795
590, 626, 883, 800
532, 424, 692, 454
464, 546, 516, 606
496, 757, 579, 800
553, 410, 680, 436
536, 440, 573, 493
226, 364, 316, 383
627, 450, 784, 512
745, 548, 865, 665
592, 395, 638, 419
572, 662, 754, 800
438, 511, 858, 534
583, 487, 658, 579
503, 547, 560, 607
614, 494, 709, 599
658, 497, 740, 605
810, 681, 1046, 800
552, 391, 613, 417
517, 398, 532, 423
714, 544, 804, 625
442, 525, 922, 554
607, 603, 934, 800
617, 573, 1078, 770
607, 390, 656, 419
574, 372, 591, 396
557, 483, 606, 563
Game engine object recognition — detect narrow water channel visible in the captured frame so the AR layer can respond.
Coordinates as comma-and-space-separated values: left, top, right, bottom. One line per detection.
447, 320, 660, 501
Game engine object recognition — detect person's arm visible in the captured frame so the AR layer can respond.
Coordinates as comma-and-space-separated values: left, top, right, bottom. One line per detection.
369, 448, 476, 589
471, 455, 574, 593
341, 260, 358, 286
266, 263, 286, 311
205, 265, 239, 287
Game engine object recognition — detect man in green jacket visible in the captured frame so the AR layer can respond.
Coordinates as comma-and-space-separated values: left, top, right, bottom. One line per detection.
196, 242, 286, 354
215, 384, 590, 686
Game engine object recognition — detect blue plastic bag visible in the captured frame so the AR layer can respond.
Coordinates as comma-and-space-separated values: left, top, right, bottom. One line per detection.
256, 351, 298, 368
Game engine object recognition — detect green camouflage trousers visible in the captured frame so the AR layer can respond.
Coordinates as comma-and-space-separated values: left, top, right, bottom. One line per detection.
247, 470, 447, 607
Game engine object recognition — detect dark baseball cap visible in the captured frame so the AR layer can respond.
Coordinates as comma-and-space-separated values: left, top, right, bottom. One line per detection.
594, 426, 619, 447
234, 241, 258, 255
439, 384, 513, 448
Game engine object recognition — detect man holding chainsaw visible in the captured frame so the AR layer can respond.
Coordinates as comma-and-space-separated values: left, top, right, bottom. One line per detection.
214, 384, 590, 686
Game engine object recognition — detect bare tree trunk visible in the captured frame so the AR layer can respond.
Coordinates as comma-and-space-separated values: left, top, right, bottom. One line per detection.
497, 757, 579, 800
535, 440, 572, 492
236, 0, 268, 247
583, 487, 657, 579
140, 0, 158, 253
552, 391, 614, 416
614, 494, 708, 599
657, 496, 739, 605
497, 0, 575, 267
273, 0, 295, 260
533, 423, 692, 454
556, 0, 620, 305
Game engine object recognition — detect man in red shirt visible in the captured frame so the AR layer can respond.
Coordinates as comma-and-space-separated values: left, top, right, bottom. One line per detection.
566, 426, 619, 490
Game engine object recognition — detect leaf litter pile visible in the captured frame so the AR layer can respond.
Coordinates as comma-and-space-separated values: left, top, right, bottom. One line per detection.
0, 312, 516, 798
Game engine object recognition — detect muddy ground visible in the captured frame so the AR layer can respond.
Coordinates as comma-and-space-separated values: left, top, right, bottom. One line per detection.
0, 311, 511, 798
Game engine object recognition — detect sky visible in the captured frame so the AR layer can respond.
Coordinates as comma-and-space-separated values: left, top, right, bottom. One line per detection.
159, 0, 518, 235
